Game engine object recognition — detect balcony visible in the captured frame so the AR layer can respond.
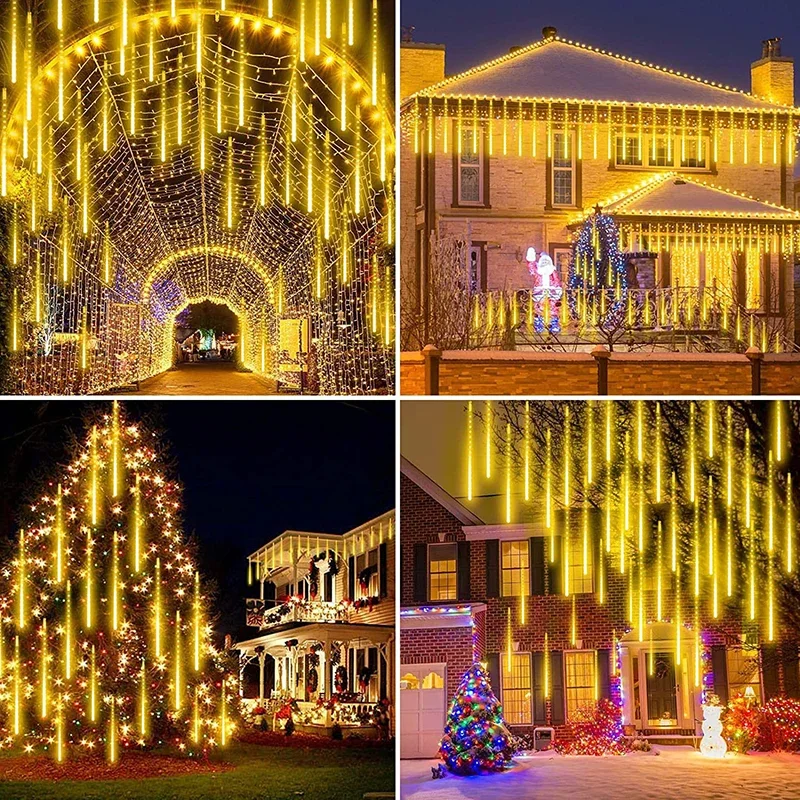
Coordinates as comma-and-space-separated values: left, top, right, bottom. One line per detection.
246, 597, 352, 630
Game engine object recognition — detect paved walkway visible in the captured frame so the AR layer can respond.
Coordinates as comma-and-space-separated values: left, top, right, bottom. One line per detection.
137, 362, 278, 395
401, 747, 800, 800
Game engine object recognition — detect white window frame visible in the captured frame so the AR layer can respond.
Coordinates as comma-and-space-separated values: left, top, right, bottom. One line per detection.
502, 651, 533, 726
564, 649, 597, 720
551, 130, 576, 208
613, 133, 711, 172
427, 542, 457, 602
355, 546, 380, 600
501, 539, 530, 598
457, 124, 485, 206
568, 534, 594, 595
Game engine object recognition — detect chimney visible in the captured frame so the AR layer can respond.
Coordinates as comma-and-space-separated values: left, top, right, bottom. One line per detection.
542, 26, 558, 39
751, 37, 794, 106
400, 42, 446, 100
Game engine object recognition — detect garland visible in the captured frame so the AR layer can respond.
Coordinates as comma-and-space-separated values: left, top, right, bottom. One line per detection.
307, 550, 339, 599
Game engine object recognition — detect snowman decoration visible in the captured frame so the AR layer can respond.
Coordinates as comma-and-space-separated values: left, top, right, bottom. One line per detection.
699, 697, 728, 759
526, 247, 563, 334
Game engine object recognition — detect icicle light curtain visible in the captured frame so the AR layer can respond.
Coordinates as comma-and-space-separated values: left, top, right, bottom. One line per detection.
0, 0, 395, 395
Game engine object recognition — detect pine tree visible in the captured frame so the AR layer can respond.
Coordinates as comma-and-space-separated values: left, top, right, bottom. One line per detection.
0, 402, 234, 761
438, 662, 515, 775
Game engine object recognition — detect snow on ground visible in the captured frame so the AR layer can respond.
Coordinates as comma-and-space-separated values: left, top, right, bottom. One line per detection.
401, 746, 800, 800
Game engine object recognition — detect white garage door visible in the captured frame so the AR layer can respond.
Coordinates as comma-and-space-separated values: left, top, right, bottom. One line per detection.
400, 663, 446, 759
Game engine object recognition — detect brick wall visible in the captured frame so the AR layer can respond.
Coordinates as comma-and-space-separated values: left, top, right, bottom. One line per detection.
400, 626, 474, 700
399, 350, 800, 395
400, 473, 465, 606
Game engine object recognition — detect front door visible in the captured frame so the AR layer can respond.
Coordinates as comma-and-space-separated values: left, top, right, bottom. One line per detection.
646, 651, 678, 726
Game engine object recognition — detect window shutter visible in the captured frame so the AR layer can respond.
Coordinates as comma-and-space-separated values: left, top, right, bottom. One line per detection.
348, 556, 356, 601
762, 644, 780, 700
486, 653, 501, 700
486, 539, 500, 598
783, 645, 800, 699
379, 542, 388, 598
324, 570, 333, 602
548, 536, 563, 596
597, 648, 612, 701
265, 581, 276, 602
412, 543, 427, 603
550, 651, 565, 725
457, 541, 471, 602
532, 652, 546, 725
711, 645, 729, 706
530, 537, 545, 596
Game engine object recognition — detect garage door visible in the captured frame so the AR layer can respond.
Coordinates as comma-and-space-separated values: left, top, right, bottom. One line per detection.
400, 663, 446, 759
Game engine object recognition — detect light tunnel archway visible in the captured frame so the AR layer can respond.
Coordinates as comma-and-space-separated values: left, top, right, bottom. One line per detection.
1, 0, 395, 395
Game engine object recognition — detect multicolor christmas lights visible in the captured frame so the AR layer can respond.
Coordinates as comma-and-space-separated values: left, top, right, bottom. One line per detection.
438, 662, 515, 775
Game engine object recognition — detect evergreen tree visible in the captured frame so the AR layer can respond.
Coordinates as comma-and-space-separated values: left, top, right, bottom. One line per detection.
438, 662, 515, 775
0, 403, 235, 761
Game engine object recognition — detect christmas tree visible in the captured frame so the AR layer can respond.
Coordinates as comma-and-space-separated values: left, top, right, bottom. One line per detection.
438, 662, 515, 775
0, 402, 234, 762
567, 210, 629, 329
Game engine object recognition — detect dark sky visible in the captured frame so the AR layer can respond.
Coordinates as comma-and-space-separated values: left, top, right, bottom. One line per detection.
401, 0, 799, 105
0, 400, 395, 644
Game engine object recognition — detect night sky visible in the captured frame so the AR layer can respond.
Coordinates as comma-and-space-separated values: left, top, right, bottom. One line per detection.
401, 0, 799, 106
0, 400, 395, 645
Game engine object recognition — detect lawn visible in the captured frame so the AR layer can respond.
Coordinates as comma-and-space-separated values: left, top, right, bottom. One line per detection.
0, 740, 395, 800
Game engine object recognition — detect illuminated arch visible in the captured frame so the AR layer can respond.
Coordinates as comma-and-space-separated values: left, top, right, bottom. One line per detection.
141, 245, 277, 306
1, 6, 394, 154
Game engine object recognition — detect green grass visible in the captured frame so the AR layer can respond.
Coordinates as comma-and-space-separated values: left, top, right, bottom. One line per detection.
0, 742, 395, 800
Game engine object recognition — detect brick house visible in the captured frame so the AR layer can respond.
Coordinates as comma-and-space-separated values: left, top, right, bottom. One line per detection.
399, 456, 800, 757
400, 28, 800, 348
237, 510, 395, 734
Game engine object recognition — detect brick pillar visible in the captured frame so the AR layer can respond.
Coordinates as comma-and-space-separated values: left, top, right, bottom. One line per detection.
591, 345, 610, 395
745, 346, 763, 395
422, 344, 441, 395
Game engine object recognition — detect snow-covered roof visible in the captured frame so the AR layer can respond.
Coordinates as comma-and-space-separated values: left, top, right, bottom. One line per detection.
414, 36, 795, 112
598, 173, 800, 220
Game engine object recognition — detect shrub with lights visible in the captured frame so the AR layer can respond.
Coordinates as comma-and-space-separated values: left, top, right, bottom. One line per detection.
758, 697, 800, 752
555, 698, 629, 756
722, 693, 762, 754
567, 211, 629, 329
438, 662, 515, 775
0, 402, 236, 761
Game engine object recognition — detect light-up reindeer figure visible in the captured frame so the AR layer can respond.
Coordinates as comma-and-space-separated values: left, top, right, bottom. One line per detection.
526, 247, 563, 334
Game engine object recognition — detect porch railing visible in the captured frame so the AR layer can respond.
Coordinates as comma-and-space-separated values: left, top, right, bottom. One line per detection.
245, 597, 351, 630
464, 286, 795, 353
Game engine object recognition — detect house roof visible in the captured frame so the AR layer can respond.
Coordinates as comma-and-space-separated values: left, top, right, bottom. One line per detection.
413, 36, 796, 112
401, 456, 484, 526
595, 173, 800, 220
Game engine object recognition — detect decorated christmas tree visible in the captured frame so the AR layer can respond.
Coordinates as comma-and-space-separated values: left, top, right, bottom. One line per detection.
0, 403, 235, 762
567, 210, 629, 329
438, 662, 515, 775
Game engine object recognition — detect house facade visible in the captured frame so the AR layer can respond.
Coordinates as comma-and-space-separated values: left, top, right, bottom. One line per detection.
237, 510, 395, 734
399, 457, 800, 758
400, 29, 800, 349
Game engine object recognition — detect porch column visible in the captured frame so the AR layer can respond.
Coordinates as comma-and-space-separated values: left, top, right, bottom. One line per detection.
258, 651, 267, 701
324, 641, 332, 699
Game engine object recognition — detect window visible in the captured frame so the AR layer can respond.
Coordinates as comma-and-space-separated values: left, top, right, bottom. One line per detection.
727, 647, 762, 702
501, 540, 529, 597
428, 543, 457, 601
565, 650, 597, 719
611, 134, 708, 171
568, 534, 593, 595
650, 135, 675, 167
615, 135, 643, 166
502, 653, 532, 724
422, 670, 444, 689
457, 126, 484, 205
681, 137, 707, 169
400, 672, 420, 690
468, 244, 485, 294
551, 132, 575, 207
356, 547, 379, 599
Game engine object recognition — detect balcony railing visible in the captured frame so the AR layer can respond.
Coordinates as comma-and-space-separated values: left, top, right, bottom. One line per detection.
462, 286, 795, 353
246, 597, 351, 630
